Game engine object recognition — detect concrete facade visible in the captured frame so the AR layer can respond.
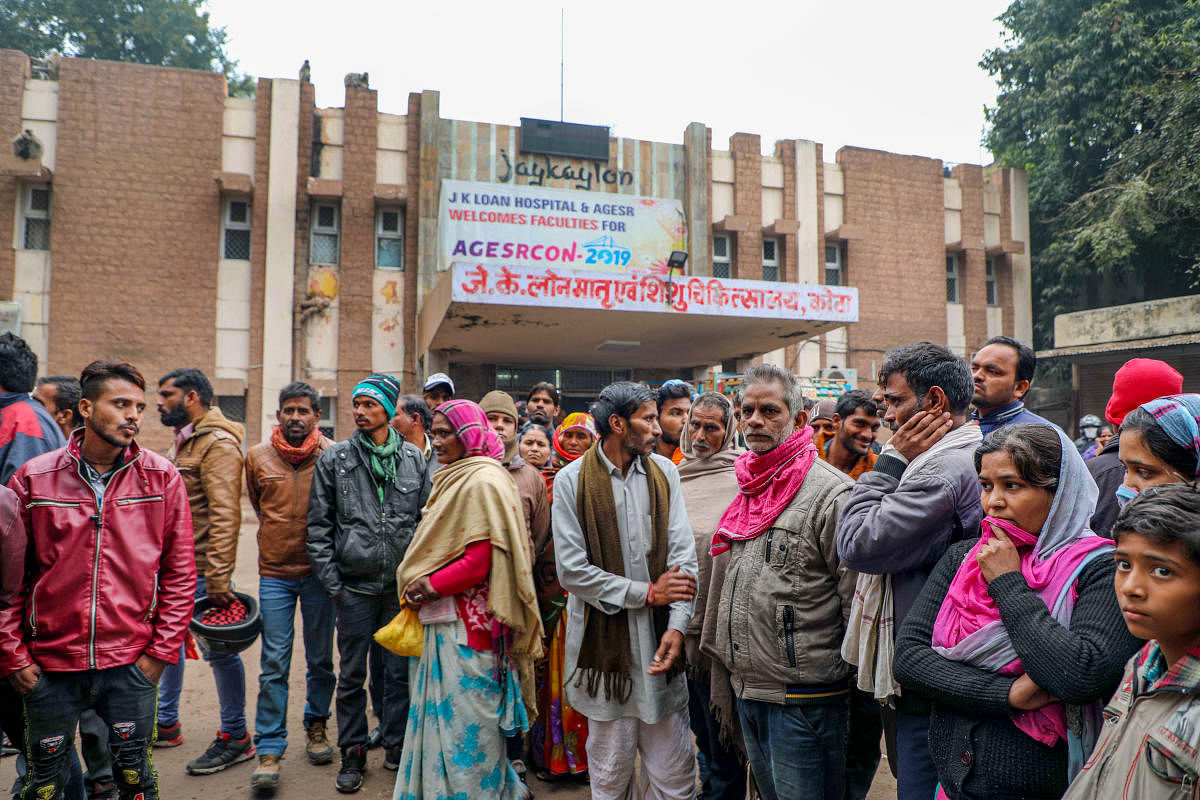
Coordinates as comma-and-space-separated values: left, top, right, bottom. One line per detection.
1, 52, 1032, 449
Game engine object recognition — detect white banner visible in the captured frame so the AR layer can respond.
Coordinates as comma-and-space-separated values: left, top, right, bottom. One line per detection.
451, 263, 859, 322
438, 179, 686, 273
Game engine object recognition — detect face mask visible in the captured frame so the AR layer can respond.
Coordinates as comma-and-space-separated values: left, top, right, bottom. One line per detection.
1115, 484, 1139, 508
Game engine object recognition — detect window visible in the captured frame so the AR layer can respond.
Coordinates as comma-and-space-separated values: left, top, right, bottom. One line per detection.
222, 199, 251, 260
310, 203, 340, 265
712, 234, 731, 279
216, 394, 247, 423
946, 253, 960, 303
986, 257, 998, 306
318, 396, 336, 440
825, 243, 842, 285
761, 237, 779, 281
376, 207, 403, 269
22, 185, 51, 251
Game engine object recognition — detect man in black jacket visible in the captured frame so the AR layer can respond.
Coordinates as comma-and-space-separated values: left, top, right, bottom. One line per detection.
307, 375, 432, 793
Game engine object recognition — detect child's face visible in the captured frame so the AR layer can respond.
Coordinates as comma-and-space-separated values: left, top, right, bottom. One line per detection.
1114, 532, 1200, 652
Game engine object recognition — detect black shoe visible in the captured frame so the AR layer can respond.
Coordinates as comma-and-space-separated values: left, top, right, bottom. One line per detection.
365, 725, 382, 750
185, 731, 256, 775
335, 745, 366, 793
383, 745, 402, 771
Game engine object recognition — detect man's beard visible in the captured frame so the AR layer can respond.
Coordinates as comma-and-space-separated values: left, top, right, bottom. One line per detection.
284, 423, 310, 446
660, 428, 680, 447
528, 411, 552, 426
159, 406, 188, 428
91, 420, 135, 449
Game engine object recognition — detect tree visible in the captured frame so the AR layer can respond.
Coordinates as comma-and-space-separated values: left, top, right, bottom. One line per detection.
982, 0, 1200, 347
0, 0, 254, 96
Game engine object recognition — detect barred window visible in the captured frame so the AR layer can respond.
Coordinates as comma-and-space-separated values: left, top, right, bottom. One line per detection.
946, 253, 960, 303
310, 203, 340, 265
376, 208, 403, 269
986, 258, 998, 306
712, 234, 731, 279
222, 199, 251, 260
825, 243, 842, 286
762, 237, 779, 282
22, 185, 51, 251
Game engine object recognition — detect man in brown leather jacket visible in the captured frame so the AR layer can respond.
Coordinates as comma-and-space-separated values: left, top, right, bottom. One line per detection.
243, 381, 335, 792
155, 368, 251, 776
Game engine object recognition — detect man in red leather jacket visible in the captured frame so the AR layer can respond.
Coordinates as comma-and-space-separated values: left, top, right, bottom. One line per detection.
1, 360, 196, 800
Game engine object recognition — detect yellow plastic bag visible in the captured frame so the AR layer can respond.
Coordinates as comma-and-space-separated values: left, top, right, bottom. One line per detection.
373, 604, 423, 657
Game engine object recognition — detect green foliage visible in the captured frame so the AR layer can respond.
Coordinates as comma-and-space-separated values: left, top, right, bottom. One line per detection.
0, 0, 254, 96
983, 0, 1200, 347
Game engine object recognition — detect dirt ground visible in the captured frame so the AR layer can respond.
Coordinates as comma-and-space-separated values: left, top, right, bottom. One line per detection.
1, 499, 897, 799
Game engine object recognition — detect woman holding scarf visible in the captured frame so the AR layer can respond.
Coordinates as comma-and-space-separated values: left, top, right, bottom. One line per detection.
528, 412, 598, 781
392, 399, 543, 800
894, 423, 1142, 800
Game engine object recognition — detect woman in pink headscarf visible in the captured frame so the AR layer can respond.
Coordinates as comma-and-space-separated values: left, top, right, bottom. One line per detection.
394, 400, 543, 800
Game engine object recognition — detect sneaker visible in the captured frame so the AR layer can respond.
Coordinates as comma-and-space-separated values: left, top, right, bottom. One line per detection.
305, 720, 334, 765
383, 745, 402, 771
86, 780, 118, 800
1, 734, 18, 757
186, 731, 256, 775
365, 725, 382, 750
154, 721, 183, 748
250, 754, 281, 794
335, 745, 366, 793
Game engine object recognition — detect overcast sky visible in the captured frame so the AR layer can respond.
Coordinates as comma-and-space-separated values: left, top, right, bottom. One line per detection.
207, 0, 1014, 166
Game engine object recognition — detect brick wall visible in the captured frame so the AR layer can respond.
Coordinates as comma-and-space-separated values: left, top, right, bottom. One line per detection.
246, 77, 272, 446
51, 58, 225, 453
0, 51, 29, 305
838, 147, 946, 384
730, 133, 761, 280
337, 86, 378, 433
955, 164, 989, 352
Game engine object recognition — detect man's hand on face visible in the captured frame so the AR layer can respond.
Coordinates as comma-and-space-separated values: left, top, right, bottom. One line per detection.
207, 590, 237, 608
647, 629, 684, 675
8, 663, 41, 695
888, 410, 953, 462
650, 565, 697, 606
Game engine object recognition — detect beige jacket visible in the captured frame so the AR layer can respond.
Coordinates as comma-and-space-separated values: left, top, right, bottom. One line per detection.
171, 407, 244, 593
705, 458, 856, 704
1065, 647, 1200, 800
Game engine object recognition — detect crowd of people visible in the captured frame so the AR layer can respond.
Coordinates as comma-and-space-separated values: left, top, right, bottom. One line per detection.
1, 328, 1199, 800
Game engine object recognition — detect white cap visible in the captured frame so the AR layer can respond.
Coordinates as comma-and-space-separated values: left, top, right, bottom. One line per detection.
423, 372, 455, 394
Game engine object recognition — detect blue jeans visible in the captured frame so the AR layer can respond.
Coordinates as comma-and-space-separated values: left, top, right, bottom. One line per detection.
157, 576, 247, 737
895, 711, 938, 800
738, 696, 848, 800
253, 576, 336, 756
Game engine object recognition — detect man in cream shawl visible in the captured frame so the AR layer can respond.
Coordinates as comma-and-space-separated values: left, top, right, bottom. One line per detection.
836, 344, 984, 800
678, 392, 745, 800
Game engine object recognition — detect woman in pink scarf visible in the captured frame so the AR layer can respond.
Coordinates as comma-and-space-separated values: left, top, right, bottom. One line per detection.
894, 423, 1142, 800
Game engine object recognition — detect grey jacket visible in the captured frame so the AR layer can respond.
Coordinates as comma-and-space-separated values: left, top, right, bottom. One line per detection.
307, 435, 432, 597
709, 458, 856, 704
836, 445, 984, 644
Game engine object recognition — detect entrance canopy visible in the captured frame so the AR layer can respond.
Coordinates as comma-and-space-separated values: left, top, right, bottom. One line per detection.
419, 264, 859, 369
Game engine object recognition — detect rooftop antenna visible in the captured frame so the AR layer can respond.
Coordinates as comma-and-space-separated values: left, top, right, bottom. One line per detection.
560, 8, 564, 122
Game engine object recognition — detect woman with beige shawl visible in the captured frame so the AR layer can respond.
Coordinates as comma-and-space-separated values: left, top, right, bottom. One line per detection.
680, 392, 748, 800
392, 400, 543, 800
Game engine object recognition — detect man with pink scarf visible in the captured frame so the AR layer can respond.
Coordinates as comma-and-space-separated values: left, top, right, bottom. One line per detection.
704, 364, 856, 800
894, 423, 1141, 799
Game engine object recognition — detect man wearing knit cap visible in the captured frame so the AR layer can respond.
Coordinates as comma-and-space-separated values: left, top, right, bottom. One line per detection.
480, 389, 550, 782
1088, 358, 1184, 538
307, 374, 432, 792
481, 390, 550, 549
